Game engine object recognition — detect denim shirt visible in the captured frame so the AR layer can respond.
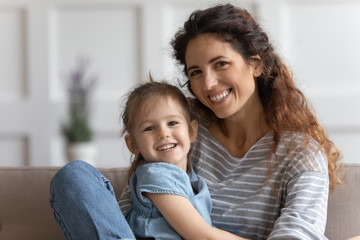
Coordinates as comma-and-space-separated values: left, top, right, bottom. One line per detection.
126, 162, 212, 240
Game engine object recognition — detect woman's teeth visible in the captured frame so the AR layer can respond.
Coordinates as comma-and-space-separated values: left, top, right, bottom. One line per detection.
157, 144, 176, 151
210, 90, 230, 102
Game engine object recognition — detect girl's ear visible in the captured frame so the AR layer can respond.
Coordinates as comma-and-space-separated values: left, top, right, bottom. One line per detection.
189, 120, 198, 143
251, 55, 263, 77
125, 135, 140, 154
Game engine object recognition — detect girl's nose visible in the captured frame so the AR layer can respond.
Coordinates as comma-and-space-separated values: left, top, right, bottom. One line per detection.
158, 126, 170, 139
203, 70, 217, 90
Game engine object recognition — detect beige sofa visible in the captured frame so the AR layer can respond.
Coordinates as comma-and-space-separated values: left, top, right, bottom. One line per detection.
0, 164, 359, 240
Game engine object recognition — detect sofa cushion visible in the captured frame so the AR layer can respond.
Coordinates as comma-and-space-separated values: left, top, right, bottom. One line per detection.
325, 164, 360, 240
0, 166, 128, 240
0, 164, 359, 240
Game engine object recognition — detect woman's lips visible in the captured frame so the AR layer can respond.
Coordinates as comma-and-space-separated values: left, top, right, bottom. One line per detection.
209, 89, 231, 103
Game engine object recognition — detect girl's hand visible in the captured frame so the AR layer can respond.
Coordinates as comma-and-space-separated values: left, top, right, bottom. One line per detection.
144, 193, 247, 240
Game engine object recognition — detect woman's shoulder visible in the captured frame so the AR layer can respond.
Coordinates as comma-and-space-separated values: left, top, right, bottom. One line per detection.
278, 131, 328, 174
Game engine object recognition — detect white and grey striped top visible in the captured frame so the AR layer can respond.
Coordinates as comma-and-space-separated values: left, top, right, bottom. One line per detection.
119, 123, 329, 240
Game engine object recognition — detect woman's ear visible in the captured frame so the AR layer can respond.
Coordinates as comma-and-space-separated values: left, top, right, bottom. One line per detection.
125, 135, 139, 154
251, 55, 262, 77
189, 120, 198, 143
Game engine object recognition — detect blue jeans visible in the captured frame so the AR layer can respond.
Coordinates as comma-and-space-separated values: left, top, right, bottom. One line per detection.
49, 160, 136, 240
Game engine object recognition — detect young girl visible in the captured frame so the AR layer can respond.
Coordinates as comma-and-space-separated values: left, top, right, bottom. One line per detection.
121, 79, 245, 240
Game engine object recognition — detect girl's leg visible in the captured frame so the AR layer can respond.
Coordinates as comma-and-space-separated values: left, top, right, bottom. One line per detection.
49, 160, 135, 240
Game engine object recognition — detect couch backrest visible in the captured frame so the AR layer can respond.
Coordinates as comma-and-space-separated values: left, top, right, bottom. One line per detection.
0, 167, 128, 240
325, 164, 360, 240
0, 164, 359, 240
0, 167, 63, 239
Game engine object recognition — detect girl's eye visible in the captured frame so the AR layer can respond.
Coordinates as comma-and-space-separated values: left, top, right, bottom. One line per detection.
144, 126, 154, 132
168, 121, 178, 126
189, 69, 201, 77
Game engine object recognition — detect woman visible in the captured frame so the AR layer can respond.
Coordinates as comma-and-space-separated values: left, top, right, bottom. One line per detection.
50, 3, 342, 240
162, 3, 342, 239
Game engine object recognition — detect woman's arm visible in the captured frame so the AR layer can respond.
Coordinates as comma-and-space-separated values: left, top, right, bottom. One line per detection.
267, 171, 329, 240
144, 193, 247, 240
268, 146, 330, 240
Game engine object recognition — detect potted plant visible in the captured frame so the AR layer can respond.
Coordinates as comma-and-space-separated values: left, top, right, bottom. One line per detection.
62, 58, 97, 165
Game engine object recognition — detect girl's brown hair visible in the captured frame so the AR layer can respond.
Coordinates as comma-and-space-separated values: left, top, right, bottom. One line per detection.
171, 4, 342, 190
121, 78, 195, 183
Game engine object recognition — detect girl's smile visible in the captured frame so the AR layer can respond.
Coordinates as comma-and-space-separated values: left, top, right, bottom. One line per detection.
125, 97, 197, 171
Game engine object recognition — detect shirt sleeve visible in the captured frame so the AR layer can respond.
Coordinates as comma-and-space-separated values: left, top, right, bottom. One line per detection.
134, 163, 193, 206
118, 185, 132, 216
268, 145, 329, 240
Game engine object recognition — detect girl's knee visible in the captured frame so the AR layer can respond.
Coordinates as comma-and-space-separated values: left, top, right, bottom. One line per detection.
50, 160, 95, 195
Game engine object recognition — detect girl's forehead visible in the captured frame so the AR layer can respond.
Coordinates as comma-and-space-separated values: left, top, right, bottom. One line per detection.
139, 95, 167, 111
138, 96, 187, 119
141, 96, 179, 112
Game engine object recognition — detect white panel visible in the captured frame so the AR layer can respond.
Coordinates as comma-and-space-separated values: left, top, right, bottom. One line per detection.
0, 8, 26, 102
94, 135, 131, 168
0, 136, 28, 166
309, 94, 360, 127
50, 134, 131, 168
278, 1, 360, 164
280, 2, 360, 92
50, 136, 66, 166
328, 131, 360, 164
50, 6, 139, 101
92, 100, 122, 132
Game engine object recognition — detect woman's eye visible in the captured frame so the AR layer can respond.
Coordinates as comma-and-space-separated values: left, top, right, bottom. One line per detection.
189, 70, 201, 77
216, 61, 228, 68
144, 126, 154, 132
168, 121, 178, 126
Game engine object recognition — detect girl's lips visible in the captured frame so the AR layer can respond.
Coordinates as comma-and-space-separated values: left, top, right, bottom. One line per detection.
209, 89, 231, 103
157, 144, 176, 152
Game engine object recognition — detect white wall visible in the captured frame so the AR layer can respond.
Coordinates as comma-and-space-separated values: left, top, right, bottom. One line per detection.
0, 0, 359, 167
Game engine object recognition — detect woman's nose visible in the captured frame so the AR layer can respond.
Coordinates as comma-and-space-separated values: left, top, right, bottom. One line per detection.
203, 70, 217, 90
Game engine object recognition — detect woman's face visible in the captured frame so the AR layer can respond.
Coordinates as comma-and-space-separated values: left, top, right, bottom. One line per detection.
185, 34, 262, 119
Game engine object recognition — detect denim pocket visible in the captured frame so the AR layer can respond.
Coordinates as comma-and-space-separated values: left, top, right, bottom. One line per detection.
101, 176, 115, 196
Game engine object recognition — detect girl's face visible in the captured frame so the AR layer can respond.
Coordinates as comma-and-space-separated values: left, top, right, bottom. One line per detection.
125, 98, 197, 171
185, 34, 262, 120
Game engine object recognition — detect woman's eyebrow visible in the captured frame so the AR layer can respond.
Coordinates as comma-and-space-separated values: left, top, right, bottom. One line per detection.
209, 56, 225, 63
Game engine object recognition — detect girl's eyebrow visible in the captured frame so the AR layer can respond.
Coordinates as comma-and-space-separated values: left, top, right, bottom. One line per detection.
137, 115, 183, 126
186, 56, 226, 72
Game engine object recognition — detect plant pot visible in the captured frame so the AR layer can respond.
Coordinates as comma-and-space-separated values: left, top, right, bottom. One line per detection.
66, 142, 98, 166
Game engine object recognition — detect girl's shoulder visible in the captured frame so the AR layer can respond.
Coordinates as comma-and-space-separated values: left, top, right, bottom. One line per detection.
133, 163, 194, 197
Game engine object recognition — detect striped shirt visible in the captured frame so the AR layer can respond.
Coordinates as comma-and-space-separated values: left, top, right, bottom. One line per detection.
119, 122, 329, 240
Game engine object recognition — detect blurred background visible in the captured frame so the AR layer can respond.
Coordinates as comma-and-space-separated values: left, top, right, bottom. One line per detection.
1, 0, 359, 168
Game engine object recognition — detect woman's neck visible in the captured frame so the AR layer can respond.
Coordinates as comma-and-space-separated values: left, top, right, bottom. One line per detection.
208, 101, 270, 158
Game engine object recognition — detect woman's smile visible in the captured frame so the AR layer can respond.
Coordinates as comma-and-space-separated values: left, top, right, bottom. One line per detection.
208, 89, 231, 103
185, 33, 262, 119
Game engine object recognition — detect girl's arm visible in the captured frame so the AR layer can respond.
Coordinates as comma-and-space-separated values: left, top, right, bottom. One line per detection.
144, 193, 247, 240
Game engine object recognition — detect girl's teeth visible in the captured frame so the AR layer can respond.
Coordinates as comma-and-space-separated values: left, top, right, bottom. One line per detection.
210, 90, 229, 102
158, 144, 176, 151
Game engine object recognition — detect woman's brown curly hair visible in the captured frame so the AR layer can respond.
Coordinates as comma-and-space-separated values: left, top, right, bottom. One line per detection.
171, 3, 343, 190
